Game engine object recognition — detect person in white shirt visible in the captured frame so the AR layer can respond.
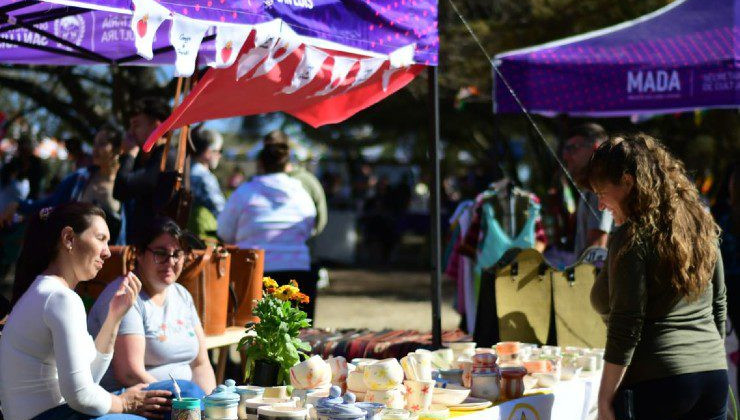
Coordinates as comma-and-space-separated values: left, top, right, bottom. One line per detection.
217, 142, 317, 318
0, 202, 170, 420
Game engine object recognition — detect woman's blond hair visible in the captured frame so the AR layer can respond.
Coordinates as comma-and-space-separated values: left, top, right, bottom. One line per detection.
586, 133, 719, 300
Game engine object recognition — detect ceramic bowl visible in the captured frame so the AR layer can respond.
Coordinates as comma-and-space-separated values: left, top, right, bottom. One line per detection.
431, 385, 470, 406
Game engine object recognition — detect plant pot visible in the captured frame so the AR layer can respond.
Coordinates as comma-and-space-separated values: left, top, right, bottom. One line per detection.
251, 360, 280, 386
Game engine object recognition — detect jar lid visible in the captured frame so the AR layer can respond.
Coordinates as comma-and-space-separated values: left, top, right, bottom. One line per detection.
328, 393, 364, 418
244, 397, 296, 409
172, 397, 201, 410
356, 402, 386, 414
204, 384, 240, 406
236, 385, 265, 396
316, 385, 343, 409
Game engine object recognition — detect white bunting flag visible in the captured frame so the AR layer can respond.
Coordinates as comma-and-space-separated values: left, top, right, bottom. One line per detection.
251, 35, 302, 79
314, 56, 357, 96
282, 46, 329, 94
382, 65, 406, 92
131, 0, 170, 60
211, 24, 252, 68
170, 16, 212, 77
236, 32, 278, 79
389, 43, 416, 68
349, 57, 386, 89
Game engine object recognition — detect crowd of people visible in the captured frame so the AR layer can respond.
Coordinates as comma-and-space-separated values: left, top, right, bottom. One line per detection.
0, 97, 328, 419
0, 104, 735, 419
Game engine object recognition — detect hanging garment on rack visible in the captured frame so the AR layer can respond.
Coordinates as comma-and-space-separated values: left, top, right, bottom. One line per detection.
474, 198, 541, 297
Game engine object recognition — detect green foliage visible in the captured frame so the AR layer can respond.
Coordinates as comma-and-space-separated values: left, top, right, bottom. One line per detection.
238, 292, 312, 385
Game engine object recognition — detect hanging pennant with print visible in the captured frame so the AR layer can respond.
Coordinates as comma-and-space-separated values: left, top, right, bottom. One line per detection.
349, 57, 386, 89
314, 56, 357, 96
236, 20, 282, 79
251, 35, 302, 80
131, 0, 170, 60
170, 15, 212, 76
282, 46, 329, 94
211, 24, 253, 68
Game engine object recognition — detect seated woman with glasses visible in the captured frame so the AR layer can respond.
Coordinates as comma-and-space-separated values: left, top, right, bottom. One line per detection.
87, 216, 217, 402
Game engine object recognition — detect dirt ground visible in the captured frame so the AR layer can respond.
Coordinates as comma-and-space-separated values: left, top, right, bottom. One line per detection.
313, 269, 461, 332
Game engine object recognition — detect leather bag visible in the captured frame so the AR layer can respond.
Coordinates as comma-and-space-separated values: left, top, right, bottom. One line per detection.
225, 247, 264, 327
178, 246, 231, 335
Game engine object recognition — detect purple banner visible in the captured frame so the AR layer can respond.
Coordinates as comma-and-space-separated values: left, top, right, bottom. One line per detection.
0, 0, 437, 65
494, 0, 738, 115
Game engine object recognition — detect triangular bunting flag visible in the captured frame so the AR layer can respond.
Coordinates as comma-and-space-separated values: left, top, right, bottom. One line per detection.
131, 0, 170, 60
282, 46, 329, 94
349, 57, 386, 89
211, 24, 252, 68
170, 15, 211, 76
252, 35, 302, 80
314, 56, 357, 96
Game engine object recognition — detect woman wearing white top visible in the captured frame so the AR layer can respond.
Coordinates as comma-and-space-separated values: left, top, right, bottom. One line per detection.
217, 142, 317, 318
0, 202, 170, 420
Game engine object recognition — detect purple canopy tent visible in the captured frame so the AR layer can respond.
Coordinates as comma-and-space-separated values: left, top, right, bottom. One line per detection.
0, 0, 438, 72
0, 0, 445, 345
493, 0, 739, 116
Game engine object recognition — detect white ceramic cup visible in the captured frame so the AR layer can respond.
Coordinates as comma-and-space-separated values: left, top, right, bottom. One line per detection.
365, 387, 406, 409
291, 355, 332, 390
403, 380, 434, 412
348, 370, 369, 393
363, 359, 404, 391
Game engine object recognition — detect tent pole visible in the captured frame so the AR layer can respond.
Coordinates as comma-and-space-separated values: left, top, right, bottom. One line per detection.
427, 66, 442, 349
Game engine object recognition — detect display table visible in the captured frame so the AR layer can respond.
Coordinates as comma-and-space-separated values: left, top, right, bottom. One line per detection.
450, 373, 600, 420
205, 327, 249, 383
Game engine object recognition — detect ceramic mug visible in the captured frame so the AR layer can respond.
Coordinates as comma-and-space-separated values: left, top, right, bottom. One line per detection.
407, 353, 432, 381
364, 387, 406, 409
363, 359, 404, 391
459, 360, 473, 389
291, 355, 332, 390
403, 380, 434, 413
431, 349, 453, 370
470, 373, 500, 402
328, 356, 349, 382
352, 359, 379, 372
446, 342, 476, 361
347, 370, 369, 393
577, 355, 598, 372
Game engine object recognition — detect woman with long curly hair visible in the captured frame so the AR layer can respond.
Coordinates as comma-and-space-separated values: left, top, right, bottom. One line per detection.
587, 134, 727, 420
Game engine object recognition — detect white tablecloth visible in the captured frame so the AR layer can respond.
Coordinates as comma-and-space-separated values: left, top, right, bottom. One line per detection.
453, 373, 600, 420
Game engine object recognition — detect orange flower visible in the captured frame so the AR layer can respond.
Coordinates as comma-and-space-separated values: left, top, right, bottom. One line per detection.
289, 279, 299, 288
266, 287, 276, 295
291, 292, 310, 304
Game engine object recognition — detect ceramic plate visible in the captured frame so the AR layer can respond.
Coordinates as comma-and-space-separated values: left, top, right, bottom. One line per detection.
448, 397, 493, 411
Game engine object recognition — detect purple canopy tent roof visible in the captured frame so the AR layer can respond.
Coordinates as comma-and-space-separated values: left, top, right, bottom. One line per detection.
0, 0, 438, 70
493, 0, 738, 116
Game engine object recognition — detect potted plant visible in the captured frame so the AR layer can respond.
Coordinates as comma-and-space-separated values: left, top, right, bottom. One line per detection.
239, 277, 312, 386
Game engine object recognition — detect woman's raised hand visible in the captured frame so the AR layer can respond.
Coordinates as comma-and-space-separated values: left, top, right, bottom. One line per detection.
108, 272, 142, 321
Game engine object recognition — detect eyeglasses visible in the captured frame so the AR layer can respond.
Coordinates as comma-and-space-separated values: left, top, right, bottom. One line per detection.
147, 248, 185, 264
